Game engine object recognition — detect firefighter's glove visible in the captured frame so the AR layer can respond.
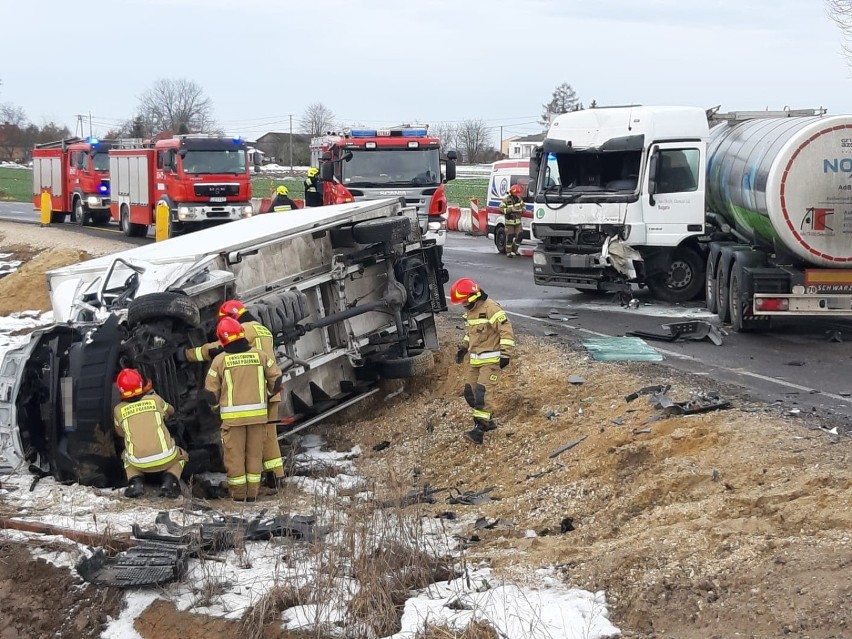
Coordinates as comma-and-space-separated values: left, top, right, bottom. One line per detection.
499, 356, 510, 369
209, 346, 224, 358
455, 346, 468, 364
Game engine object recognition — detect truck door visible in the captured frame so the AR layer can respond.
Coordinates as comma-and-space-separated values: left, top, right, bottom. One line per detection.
643, 142, 705, 246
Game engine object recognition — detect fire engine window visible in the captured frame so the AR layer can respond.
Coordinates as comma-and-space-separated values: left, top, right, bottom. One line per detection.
92, 152, 109, 172
655, 149, 699, 194
156, 151, 164, 169
69, 152, 77, 168
77, 153, 87, 169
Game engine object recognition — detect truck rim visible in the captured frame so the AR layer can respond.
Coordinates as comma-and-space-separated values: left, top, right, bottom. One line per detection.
667, 258, 693, 290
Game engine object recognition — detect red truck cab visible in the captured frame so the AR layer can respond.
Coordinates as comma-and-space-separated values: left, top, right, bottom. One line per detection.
31, 137, 114, 225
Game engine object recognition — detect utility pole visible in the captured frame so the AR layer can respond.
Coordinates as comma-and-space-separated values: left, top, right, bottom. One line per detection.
75, 114, 84, 138
499, 125, 504, 159
289, 114, 294, 174
88, 112, 93, 138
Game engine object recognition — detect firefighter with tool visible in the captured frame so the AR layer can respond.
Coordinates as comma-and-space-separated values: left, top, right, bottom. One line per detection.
114, 368, 186, 499
304, 167, 323, 207
270, 185, 298, 212
182, 301, 287, 488
451, 278, 515, 445
499, 184, 525, 257
204, 318, 282, 501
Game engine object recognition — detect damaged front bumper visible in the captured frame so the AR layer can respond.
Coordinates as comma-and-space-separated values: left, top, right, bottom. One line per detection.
532, 237, 644, 291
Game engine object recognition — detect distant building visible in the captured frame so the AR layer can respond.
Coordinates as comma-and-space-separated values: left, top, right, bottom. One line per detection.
253, 132, 312, 166
508, 133, 545, 159
501, 135, 520, 158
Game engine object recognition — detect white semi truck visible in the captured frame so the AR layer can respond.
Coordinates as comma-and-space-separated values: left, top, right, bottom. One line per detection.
529, 105, 852, 331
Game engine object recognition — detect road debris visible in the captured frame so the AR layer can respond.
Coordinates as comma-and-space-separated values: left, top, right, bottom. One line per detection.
447, 487, 499, 505
633, 428, 652, 435
568, 375, 586, 385
826, 330, 844, 343
786, 360, 806, 367
77, 542, 190, 588
625, 384, 671, 402
582, 337, 663, 362
627, 320, 725, 346
549, 435, 588, 459
379, 485, 444, 509
548, 309, 579, 322
560, 517, 575, 533
372, 440, 391, 452
0, 516, 136, 552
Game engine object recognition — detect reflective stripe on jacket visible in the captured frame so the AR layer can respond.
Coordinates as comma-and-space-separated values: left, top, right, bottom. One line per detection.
462, 298, 515, 365
113, 392, 178, 469
205, 348, 282, 426
499, 194, 524, 222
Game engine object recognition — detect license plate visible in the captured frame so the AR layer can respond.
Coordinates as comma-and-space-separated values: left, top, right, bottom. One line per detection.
210, 196, 226, 203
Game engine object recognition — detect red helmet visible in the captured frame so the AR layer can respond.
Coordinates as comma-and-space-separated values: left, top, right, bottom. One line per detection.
218, 299, 246, 320
117, 368, 147, 399
216, 317, 245, 345
450, 278, 481, 305
510, 184, 524, 196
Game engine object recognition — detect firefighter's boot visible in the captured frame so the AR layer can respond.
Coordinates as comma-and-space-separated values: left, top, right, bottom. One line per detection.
159, 473, 182, 499
463, 426, 484, 445
124, 476, 145, 498
475, 417, 497, 432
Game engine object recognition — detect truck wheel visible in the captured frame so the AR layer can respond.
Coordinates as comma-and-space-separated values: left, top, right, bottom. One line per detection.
127, 292, 201, 328
729, 269, 762, 333
92, 211, 112, 226
49, 211, 65, 224
72, 197, 88, 226
647, 247, 704, 303
494, 225, 506, 254
120, 205, 148, 237
705, 252, 719, 314
352, 216, 411, 245
378, 349, 434, 379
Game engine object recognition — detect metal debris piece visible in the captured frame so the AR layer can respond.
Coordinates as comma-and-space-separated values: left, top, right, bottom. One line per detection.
380, 485, 444, 509
826, 330, 844, 343
544, 330, 558, 337
548, 435, 588, 459
546, 411, 559, 420
560, 517, 575, 533
473, 517, 500, 531
625, 384, 671, 403
448, 487, 498, 505
633, 428, 652, 435
568, 375, 586, 385
612, 418, 625, 426
77, 541, 190, 588
786, 360, 806, 367
372, 440, 391, 452
627, 320, 725, 346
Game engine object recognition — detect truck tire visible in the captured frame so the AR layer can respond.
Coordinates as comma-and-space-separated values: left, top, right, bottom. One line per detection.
49, 211, 65, 224
729, 253, 770, 333
72, 197, 88, 226
120, 204, 148, 237
646, 247, 704, 303
705, 251, 719, 314
92, 210, 112, 226
378, 349, 434, 379
127, 292, 201, 328
494, 225, 507, 254
352, 216, 411, 245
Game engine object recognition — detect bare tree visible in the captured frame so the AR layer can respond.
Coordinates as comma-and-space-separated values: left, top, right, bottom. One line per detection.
828, 0, 852, 61
541, 82, 582, 128
300, 102, 335, 136
457, 119, 492, 164
0, 103, 26, 127
137, 78, 216, 135
431, 122, 458, 152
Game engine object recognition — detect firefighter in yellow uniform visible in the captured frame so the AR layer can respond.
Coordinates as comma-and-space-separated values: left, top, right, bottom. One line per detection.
304, 167, 323, 207
113, 368, 186, 498
204, 317, 282, 501
183, 300, 286, 486
450, 277, 515, 445
270, 185, 298, 212
499, 184, 525, 257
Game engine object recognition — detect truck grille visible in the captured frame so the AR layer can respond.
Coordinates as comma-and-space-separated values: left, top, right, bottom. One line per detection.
194, 183, 239, 197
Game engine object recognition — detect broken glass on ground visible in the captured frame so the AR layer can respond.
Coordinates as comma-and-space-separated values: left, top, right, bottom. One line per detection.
582, 337, 663, 362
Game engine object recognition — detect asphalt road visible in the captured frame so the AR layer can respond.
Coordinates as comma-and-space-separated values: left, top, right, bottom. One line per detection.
0, 201, 150, 244
442, 233, 852, 423
2, 200, 851, 422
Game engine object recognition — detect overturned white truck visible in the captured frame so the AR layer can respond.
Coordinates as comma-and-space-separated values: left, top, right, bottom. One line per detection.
0, 200, 446, 487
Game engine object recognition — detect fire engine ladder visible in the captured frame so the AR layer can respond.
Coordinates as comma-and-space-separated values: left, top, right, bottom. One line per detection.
116, 138, 152, 149
707, 105, 829, 122
33, 137, 86, 150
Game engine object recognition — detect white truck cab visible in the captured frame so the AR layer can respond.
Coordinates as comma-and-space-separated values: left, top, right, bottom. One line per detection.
530, 106, 709, 301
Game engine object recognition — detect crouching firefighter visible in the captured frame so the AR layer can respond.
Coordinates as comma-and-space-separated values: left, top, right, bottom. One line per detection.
450, 278, 515, 445
114, 368, 186, 498
204, 318, 283, 501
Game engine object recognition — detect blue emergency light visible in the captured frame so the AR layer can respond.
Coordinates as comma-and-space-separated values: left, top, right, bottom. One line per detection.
350, 129, 378, 138
401, 128, 428, 137
98, 183, 109, 195
87, 137, 100, 145
232, 136, 242, 142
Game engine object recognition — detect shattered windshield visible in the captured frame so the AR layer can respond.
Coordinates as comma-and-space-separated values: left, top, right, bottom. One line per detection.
343, 149, 441, 187
543, 151, 641, 194
181, 150, 247, 175
92, 152, 110, 172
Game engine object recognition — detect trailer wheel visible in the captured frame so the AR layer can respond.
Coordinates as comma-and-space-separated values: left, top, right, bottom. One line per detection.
352, 216, 411, 245
705, 252, 719, 314
729, 269, 764, 333
72, 197, 88, 226
378, 349, 434, 379
127, 292, 201, 328
647, 247, 704, 303
49, 211, 65, 224
494, 225, 507, 254
120, 205, 148, 238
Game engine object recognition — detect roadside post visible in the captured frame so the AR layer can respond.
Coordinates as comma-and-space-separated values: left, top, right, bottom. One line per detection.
39, 191, 51, 226
155, 202, 170, 242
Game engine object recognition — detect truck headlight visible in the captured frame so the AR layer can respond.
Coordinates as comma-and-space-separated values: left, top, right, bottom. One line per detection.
86, 196, 99, 207
243, 205, 253, 217
533, 251, 547, 265
427, 221, 444, 232
178, 206, 195, 220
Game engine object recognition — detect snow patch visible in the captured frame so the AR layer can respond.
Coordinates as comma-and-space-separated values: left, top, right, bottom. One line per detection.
101, 591, 160, 639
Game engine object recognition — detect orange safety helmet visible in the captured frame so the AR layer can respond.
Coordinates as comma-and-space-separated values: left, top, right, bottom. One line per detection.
449, 277, 481, 305
218, 299, 246, 320
216, 317, 245, 345
116, 368, 149, 399
510, 184, 524, 196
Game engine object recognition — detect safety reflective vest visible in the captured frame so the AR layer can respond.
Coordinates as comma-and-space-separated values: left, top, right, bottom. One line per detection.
462, 298, 515, 365
113, 392, 179, 469
205, 348, 281, 426
499, 194, 524, 223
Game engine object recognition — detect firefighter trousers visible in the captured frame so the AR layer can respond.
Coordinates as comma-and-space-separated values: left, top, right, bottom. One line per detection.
222, 423, 266, 500
463, 363, 501, 421
124, 448, 187, 481
264, 399, 285, 479
505, 219, 522, 252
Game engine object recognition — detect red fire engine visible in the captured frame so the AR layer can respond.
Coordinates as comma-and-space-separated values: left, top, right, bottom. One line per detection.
311, 125, 457, 250
109, 135, 256, 237
32, 137, 114, 225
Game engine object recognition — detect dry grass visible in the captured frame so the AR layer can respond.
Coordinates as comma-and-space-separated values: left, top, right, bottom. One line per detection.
241, 585, 313, 639
417, 623, 499, 639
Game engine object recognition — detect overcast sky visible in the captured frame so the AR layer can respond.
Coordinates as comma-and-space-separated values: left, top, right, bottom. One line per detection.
3, 0, 851, 141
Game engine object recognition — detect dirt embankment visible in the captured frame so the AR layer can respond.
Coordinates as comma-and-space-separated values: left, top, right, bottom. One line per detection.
341, 317, 852, 638
0, 245, 89, 314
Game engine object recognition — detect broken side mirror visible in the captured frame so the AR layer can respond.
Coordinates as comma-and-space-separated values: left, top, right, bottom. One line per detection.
320, 162, 334, 181
647, 146, 659, 206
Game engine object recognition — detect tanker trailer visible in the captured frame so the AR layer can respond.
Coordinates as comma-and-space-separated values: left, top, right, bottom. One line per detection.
705, 111, 852, 331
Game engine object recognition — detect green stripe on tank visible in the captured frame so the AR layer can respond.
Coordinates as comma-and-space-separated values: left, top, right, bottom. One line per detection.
719, 204, 779, 244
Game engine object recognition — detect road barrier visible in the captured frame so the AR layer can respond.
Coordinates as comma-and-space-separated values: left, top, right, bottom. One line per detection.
447, 205, 461, 231
468, 198, 486, 236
